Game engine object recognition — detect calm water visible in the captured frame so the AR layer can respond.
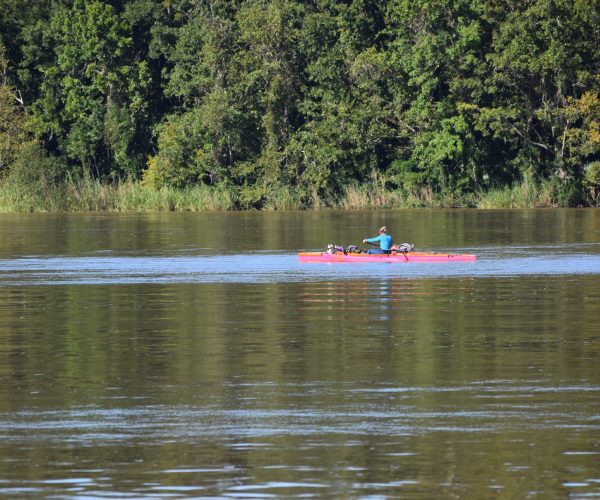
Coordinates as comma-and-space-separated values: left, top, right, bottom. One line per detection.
0, 209, 599, 499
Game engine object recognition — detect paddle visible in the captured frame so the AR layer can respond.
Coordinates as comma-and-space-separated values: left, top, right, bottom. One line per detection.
362, 240, 378, 251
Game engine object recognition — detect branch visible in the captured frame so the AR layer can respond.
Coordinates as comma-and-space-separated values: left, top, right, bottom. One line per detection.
560, 120, 570, 159
506, 120, 550, 152
13, 89, 24, 106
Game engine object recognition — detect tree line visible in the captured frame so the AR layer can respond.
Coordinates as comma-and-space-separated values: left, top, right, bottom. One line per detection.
1, 0, 599, 209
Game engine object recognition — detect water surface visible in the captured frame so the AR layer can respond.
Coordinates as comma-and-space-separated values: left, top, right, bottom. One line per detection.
0, 209, 599, 498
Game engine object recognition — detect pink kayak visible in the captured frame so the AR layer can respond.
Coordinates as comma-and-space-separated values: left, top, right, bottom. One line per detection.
298, 251, 476, 263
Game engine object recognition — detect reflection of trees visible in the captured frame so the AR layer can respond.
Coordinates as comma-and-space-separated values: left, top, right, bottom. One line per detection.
1, 272, 600, 494
3, 274, 599, 408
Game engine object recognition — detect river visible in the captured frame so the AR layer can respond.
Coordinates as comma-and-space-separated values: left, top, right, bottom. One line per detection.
0, 209, 599, 498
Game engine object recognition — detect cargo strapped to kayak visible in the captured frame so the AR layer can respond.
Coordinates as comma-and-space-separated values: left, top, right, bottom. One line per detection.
393, 243, 415, 253
327, 242, 416, 255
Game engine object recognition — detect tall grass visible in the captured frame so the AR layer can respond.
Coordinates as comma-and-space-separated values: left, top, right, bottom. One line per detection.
338, 181, 468, 209
339, 182, 404, 209
0, 175, 588, 213
339, 172, 409, 209
474, 177, 555, 208
0, 178, 235, 212
263, 185, 305, 210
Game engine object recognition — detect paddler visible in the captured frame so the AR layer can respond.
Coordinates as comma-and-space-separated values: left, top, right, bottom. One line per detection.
363, 226, 393, 254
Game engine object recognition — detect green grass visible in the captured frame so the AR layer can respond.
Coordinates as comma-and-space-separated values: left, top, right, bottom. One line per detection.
474, 178, 555, 208
0, 176, 591, 213
0, 178, 235, 212
339, 182, 405, 209
262, 185, 305, 210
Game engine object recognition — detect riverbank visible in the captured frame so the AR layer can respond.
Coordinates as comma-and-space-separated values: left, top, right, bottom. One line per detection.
0, 177, 595, 213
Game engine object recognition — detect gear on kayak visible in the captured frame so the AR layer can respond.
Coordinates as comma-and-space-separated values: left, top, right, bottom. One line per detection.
326, 242, 416, 255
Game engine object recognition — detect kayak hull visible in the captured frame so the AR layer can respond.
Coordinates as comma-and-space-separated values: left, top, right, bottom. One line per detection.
298, 251, 476, 263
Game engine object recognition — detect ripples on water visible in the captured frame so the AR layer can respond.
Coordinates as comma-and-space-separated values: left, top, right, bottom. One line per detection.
1, 211, 600, 499
1, 381, 599, 498
0, 244, 599, 285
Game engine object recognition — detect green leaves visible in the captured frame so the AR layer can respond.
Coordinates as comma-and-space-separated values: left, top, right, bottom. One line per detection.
0, 45, 29, 177
28, 0, 156, 179
2, 0, 598, 206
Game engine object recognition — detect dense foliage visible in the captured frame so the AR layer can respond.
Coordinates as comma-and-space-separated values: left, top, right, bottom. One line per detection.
1, 0, 599, 208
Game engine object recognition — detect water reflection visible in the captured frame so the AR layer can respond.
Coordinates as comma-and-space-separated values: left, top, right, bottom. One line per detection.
0, 210, 599, 498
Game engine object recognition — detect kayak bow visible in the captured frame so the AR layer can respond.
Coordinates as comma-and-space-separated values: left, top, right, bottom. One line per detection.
298, 251, 476, 263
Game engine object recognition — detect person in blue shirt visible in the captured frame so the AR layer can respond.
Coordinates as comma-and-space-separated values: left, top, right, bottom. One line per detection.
363, 226, 393, 254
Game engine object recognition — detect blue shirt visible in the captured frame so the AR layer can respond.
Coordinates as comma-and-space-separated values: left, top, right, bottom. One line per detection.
365, 234, 393, 250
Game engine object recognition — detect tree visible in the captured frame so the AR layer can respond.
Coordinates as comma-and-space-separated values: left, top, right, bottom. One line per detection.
2, 0, 598, 206
30, 0, 153, 179
145, 1, 250, 189
382, 0, 492, 195
0, 44, 28, 177
478, 0, 599, 189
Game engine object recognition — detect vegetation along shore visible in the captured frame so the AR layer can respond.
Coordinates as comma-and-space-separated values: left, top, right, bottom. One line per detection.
1, 0, 598, 212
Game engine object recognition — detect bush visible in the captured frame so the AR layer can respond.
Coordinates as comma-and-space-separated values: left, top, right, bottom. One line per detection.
0, 143, 70, 211
583, 162, 600, 204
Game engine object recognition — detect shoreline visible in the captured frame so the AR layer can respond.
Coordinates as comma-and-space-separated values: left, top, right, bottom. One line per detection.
0, 178, 597, 213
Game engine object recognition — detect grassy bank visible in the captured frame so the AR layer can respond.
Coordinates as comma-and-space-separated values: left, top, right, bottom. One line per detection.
0, 177, 594, 213
0, 178, 236, 212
